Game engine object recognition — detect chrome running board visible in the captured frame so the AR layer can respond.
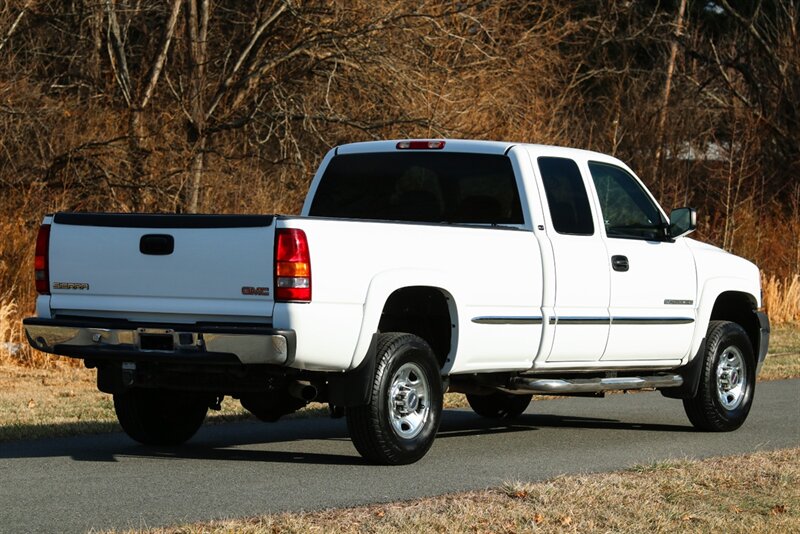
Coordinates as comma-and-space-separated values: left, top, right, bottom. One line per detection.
502, 374, 683, 394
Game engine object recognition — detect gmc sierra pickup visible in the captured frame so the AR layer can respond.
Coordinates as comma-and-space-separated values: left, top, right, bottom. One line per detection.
24, 139, 770, 464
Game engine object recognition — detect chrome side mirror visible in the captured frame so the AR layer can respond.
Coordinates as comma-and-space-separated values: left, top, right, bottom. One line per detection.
669, 207, 697, 238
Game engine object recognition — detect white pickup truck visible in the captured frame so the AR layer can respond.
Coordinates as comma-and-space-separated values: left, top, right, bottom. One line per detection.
24, 139, 769, 464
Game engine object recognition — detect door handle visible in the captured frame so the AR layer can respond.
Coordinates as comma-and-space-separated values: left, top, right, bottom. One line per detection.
611, 255, 629, 272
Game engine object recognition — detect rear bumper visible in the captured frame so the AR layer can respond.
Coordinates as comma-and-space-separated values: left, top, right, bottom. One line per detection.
23, 317, 295, 366
756, 310, 770, 375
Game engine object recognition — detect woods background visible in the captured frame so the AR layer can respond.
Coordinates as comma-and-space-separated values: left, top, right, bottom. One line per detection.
1, 0, 798, 365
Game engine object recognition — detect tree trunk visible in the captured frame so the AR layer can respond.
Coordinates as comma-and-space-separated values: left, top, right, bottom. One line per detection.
183, 0, 208, 213
188, 136, 206, 214
654, 0, 688, 199
127, 109, 147, 211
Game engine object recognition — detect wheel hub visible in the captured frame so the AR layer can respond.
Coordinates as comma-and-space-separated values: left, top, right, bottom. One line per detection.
719, 369, 738, 390
715, 345, 747, 410
394, 387, 419, 415
387, 362, 431, 439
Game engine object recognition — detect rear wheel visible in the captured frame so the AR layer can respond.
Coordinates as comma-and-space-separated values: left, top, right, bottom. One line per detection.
683, 321, 755, 432
114, 389, 209, 446
346, 333, 443, 465
467, 392, 532, 420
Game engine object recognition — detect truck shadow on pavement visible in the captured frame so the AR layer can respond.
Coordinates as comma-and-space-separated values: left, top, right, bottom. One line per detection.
0, 408, 694, 465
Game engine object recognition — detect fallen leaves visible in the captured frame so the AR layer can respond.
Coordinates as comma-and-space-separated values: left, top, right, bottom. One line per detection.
771, 504, 788, 515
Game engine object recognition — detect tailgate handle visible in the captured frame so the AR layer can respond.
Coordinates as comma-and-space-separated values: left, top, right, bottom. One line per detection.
140, 234, 174, 255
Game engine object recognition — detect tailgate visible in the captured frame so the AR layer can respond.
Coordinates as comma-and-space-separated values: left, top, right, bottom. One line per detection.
47, 213, 276, 323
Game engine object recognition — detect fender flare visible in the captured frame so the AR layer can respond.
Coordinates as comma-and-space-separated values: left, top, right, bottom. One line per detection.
348, 269, 462, 370
690, 276, 759, 360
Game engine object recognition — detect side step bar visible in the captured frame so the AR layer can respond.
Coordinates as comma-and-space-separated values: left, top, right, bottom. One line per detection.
503, 374, 683, 394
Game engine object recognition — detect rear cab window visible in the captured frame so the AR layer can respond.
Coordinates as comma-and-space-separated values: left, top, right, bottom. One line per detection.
309, 152, 524, 225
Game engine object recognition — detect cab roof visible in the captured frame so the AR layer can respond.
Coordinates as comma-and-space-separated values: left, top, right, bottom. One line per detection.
335, 139, 617, 164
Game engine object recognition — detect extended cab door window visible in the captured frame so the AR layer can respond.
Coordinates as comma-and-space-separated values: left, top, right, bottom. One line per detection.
537, 157, 594, 235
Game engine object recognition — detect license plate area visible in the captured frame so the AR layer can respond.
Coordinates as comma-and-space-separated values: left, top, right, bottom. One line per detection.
139, 333, 174, 351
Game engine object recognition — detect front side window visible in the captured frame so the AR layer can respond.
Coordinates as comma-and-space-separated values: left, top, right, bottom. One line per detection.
588, 162, 665, 241
537, 157, 594, 235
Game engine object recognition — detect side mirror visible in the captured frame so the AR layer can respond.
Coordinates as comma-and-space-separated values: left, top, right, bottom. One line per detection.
669, 207, 697, 238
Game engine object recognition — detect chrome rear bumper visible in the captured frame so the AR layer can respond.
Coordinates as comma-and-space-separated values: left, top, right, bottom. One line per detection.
23, 317, 294, 366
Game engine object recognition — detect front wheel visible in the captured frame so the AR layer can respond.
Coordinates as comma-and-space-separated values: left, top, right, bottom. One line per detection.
114, 389, 210, 446
346, 333, 443, 465
683, 321, 755, 432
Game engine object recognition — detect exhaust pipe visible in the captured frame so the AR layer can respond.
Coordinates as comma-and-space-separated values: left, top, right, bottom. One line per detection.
288, 380, 318, 401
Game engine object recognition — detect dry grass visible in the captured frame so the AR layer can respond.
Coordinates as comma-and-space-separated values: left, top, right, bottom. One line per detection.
0, 297, 47, 368
0, 363, 256, 441
760, 324, 800, 381
763, 274, 800, 325
120, 447, 800, 534
0, 362, 120, 441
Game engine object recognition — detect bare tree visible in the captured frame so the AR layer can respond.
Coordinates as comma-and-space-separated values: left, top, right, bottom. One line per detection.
653, 0, 688, 199
0, 0, 31, 55
104, 0, 183, 199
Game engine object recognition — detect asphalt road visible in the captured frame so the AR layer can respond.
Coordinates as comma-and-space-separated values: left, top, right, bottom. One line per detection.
1, 379, 798, 533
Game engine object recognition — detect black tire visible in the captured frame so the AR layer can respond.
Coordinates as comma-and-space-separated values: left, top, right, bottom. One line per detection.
683, 321, 755, 432
113, 389, 209, 446
466, 392, 532, 420
346, 333, 443, 465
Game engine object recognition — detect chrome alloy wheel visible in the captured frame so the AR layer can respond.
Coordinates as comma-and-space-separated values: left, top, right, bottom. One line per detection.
716, 345, 747, 410
388, 362, 431, 439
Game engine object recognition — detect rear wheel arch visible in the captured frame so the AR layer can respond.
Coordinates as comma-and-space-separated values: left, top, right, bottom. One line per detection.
377, 286, 457, 370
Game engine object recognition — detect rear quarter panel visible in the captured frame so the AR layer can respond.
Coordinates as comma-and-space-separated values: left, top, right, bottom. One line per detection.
275, 217, 544, 372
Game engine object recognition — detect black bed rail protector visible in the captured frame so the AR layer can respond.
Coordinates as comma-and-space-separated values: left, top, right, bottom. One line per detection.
53, 212, 274, 229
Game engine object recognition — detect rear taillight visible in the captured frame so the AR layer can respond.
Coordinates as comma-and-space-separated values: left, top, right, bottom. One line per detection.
34, 224, 51, 295
275, 228, 311, 302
